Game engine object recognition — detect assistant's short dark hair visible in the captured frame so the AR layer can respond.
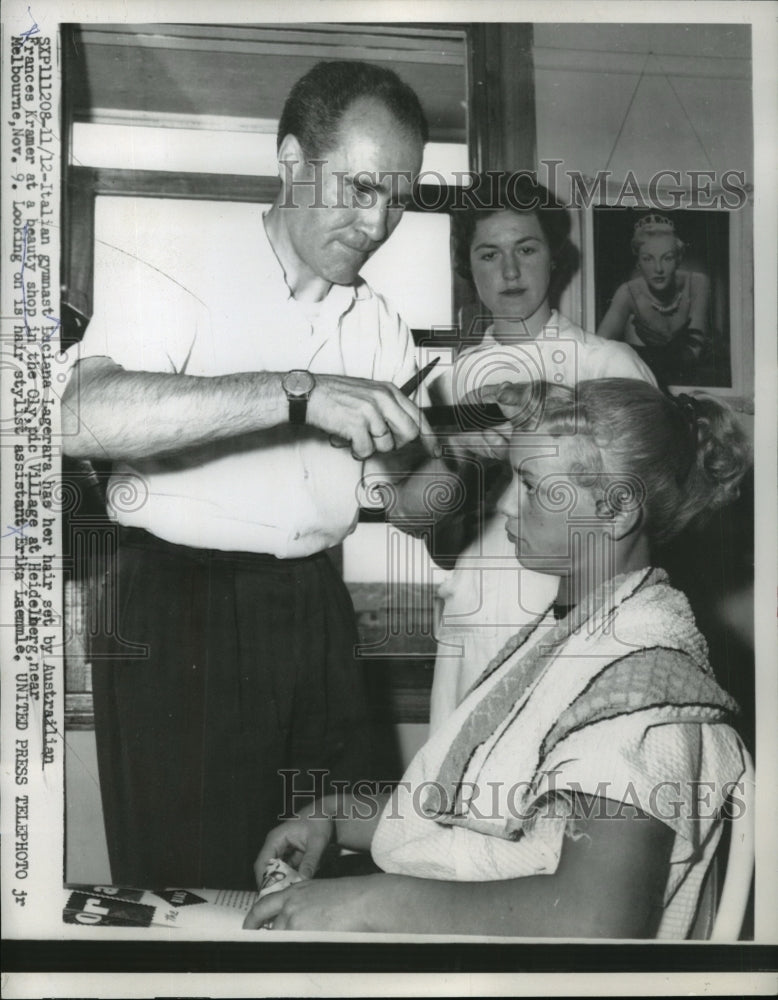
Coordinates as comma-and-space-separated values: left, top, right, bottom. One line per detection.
277, 60, 428, 158
451, 173, 579, 306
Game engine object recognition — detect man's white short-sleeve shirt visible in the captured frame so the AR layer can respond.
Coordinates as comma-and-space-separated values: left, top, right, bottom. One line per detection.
66, 215, 417, 556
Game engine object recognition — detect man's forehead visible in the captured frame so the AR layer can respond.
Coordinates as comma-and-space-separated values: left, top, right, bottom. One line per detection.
329, 98, 423, 162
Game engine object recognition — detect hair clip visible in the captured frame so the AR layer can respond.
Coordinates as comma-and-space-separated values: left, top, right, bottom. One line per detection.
674, 392, 699, 437
633, 213, 675, 233
672, 393, 699, 483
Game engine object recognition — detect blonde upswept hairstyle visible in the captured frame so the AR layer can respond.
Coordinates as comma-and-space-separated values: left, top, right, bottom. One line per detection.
509, 378, 750, 544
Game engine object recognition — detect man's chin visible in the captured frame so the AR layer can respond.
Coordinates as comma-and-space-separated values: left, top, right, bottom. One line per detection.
329, 272, 361, 286
324, 262, 365, 286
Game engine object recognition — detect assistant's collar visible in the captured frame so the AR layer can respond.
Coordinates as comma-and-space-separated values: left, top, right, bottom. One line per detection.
480, 309, 562, 348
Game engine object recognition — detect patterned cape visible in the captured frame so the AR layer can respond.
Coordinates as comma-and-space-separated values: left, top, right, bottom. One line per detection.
371, 568, 746, 938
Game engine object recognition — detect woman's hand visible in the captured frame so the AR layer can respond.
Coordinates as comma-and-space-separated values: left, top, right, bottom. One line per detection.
446, 382, 525, 460
254, 811, 335, 886
243, 793, 673, 936
670, 327, 707, 367
243, 875, 379, 931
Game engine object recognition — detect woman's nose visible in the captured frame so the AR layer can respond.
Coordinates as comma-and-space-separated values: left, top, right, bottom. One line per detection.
502, 254, 519, 280
497, 478, 519, 516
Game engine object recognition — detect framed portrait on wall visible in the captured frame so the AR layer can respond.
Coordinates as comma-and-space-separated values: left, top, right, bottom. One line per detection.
586, 204, 753, 398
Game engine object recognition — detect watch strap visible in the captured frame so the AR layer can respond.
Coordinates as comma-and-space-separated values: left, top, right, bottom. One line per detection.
288, 395, 308, 425
282, 370, 314, 425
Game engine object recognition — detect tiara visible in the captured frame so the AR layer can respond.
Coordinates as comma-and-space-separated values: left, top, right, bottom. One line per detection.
634, 213, 675, 233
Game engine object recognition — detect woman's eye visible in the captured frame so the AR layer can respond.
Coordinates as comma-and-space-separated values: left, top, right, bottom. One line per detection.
479, 251, 497, 262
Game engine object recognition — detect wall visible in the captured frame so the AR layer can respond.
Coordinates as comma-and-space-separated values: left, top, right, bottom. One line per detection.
533, 23, 752, 189
65, 732, 111, 884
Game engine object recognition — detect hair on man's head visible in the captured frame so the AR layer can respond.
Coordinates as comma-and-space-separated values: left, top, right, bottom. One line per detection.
277, 60, 428, 159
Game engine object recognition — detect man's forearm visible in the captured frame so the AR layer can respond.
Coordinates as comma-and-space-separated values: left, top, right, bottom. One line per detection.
63, 359, 432, 464
62, 359, 287, 461
381, 454, 454, 523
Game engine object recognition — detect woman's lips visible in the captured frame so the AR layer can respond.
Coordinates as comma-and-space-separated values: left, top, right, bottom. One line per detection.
501, 288, 526, 296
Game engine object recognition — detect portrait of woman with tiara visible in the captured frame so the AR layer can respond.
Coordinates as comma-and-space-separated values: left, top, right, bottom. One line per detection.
596, 213, 712, 385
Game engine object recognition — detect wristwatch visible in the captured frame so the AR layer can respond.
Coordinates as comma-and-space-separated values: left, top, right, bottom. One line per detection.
281, 369, 316, 425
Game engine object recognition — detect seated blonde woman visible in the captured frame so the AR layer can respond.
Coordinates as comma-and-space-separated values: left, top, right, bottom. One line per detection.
244, 378, 749, 939
425, 174, 656, 732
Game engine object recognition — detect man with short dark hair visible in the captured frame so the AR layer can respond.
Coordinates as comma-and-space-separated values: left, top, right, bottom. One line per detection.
62, 60, 431, 889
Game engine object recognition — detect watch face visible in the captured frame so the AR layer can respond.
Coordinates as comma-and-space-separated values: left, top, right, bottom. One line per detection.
284, 370, 315, 397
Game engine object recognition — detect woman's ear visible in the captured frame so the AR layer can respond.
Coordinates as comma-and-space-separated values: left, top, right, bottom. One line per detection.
595, 498, 643, 540
615, 503, 643, 541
